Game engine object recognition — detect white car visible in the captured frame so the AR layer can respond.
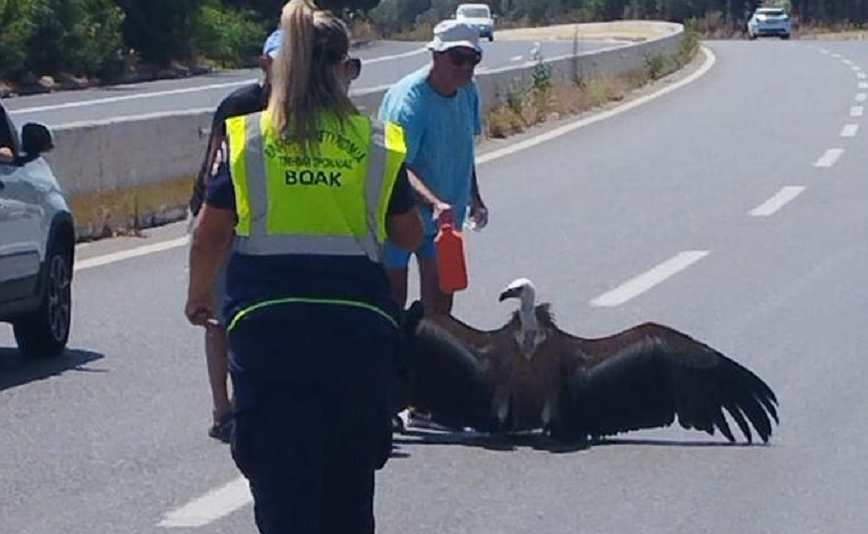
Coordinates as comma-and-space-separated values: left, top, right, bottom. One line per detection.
747, 7, 792, 40
0, 97, 75, 358
456, 3, 495, 41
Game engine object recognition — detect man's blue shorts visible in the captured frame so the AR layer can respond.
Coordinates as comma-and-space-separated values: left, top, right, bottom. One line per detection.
383, 232, 437, 269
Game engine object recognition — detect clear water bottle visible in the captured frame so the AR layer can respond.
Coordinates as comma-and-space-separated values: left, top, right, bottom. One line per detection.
464, 206, 488, 232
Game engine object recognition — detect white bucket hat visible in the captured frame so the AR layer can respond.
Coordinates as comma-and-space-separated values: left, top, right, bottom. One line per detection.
427, 20, 481, 53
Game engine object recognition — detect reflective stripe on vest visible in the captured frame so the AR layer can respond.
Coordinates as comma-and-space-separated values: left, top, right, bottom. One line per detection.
226, 111, 405, 263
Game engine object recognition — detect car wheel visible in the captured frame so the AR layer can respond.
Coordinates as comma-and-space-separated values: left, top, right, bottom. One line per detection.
749, 33, 757, 40
781, 34, 790, 40
13, 240, 73, 358
488, 34, 494, 42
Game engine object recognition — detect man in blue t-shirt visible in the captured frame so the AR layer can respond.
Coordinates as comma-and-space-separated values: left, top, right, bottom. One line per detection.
378, 20, 489, 316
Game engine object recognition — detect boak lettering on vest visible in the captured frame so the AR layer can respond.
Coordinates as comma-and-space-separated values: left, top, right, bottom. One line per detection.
285, 169, 343, 187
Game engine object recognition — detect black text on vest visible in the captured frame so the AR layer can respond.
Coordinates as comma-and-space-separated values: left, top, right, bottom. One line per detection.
285, 170, 342, 187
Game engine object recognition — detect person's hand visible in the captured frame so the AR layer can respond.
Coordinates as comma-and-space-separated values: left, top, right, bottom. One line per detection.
0, 147, 13, 164
468, 197, 488, 231
185, 295, 216, 328
433, 201, 455, 226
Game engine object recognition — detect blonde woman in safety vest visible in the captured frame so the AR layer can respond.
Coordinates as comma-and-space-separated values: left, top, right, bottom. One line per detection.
184, 1, 423, 532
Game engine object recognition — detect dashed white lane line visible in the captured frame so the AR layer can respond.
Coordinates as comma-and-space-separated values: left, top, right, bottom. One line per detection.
158, 477, 250, 528
74, 236, 189, 272
851, 65, 862, 72
841, 124, 859, 137
510, 55, 524, 61
859, 81, 868, 89
858, 72, 867, 79
850, 105, 864, 117
750, 186, 806, 217
590, 251, 710, 307
814, 148, 844, 168
856, 93, 867, 102
843, 59, 854, 66
831, 53, 843, 58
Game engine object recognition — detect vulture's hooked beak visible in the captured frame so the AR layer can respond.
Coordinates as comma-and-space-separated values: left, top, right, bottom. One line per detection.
499, 287, 521, 302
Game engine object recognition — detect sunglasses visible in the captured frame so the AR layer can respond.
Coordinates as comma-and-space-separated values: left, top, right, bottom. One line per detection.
446, 49, 482, 67
344, 57, 362, 81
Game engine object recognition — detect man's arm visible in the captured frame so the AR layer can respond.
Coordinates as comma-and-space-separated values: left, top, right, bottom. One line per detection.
406, 164, 454, 224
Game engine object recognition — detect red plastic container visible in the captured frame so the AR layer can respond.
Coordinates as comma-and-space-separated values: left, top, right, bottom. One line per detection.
435, 222, 468, 293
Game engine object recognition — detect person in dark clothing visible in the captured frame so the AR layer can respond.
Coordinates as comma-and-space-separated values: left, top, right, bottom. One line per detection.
0, 105, 15, 163
189, 29, 282, 443
185, 1, 423, 532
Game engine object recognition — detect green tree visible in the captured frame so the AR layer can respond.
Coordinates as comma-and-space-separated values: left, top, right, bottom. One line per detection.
194, 0, 268, 66
24, 0, 124, 77
0, 0, 37, 77
118, 0, 199, 65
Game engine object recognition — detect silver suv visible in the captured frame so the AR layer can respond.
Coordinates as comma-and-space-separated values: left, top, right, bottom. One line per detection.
0, 98, 75, 357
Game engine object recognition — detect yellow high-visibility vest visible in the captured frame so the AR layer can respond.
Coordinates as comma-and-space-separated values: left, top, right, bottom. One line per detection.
226, 110, 406, 263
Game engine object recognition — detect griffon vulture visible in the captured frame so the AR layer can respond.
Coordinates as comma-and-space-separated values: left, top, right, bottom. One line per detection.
397, 278, 779, 443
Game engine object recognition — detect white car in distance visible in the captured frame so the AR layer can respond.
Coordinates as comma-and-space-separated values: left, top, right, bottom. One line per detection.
455, 3, 495, 41
747, 7, 792, 40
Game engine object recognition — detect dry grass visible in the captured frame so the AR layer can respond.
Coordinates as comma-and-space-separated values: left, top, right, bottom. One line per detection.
496, 21, 674, 42
392, 22, 435, 42
484, 72, 641, 139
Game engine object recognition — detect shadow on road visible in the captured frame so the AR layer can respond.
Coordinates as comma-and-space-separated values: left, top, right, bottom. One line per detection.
0, 347, 105, 392
392, 428, 756, 457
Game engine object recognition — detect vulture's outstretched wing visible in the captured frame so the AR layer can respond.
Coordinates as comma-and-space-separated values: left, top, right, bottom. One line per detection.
398, 315, 502, 431
553, 322, 779, 443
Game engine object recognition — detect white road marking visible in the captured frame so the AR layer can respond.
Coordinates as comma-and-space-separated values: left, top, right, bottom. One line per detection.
510, 55, 524, 61
860, 81, 868, 89
159, 477, 251, 528
851, 65, 862, 71
841, 124, 859, 137
859, 72, 867, 79
851, 105, 864, 117
590, 251, 709, 307
831, 53, 843, 58
750, 186, 805, 217
14, 48, 427, 115
856, 93, 867, 102
814, 148, 844, 167
74, 236, 189, 272
843, 59, 854, 65
14, 81, 259, 115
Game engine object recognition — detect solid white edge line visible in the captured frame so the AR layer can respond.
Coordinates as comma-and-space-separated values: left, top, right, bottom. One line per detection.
14, 49, 428, 115
78, 46, 717, 273
74, 236, 190, 272
813, 148, 844, 167
841, 124, 859, 137
158, 477, 251, 528
477, 46, 716, 165
590, 251, 710, 307
749, 186, 806, 217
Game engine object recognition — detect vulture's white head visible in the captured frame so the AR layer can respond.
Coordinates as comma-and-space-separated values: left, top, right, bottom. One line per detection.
498, 278, 537, 311
498, 278, 545, 359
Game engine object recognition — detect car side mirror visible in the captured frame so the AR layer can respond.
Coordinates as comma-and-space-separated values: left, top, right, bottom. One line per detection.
21, 123, 53, 156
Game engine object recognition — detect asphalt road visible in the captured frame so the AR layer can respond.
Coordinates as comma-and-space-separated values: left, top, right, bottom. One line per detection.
3, 39, 621, 127
4, 39, 868, 533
